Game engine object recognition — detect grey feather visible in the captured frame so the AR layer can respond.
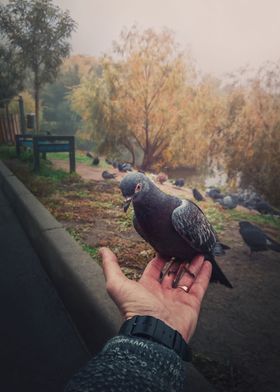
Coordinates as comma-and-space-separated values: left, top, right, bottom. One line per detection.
172, 200, 216, 253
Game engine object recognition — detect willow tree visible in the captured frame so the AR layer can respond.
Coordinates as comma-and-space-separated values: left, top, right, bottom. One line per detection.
109, 27, 196, 169
71, 27, 193, 168
0, 0, 76, 132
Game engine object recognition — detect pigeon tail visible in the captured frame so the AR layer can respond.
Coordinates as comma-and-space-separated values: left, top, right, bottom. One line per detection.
208, 255, 233, 288
269, 240, 280, 252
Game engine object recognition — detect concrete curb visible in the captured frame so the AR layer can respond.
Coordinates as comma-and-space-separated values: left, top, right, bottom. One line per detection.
0, 160, 215, 391
0, 161, 122, 356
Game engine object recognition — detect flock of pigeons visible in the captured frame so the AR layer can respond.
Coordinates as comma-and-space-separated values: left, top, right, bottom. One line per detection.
86, 153, 280, 278
205, 187, 280, 215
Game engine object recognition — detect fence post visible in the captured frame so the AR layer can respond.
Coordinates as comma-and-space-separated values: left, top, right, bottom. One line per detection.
33, 136, 40, 173
0, 117, 4, 144
18, 96, 26, 134
69, 136, 76, 173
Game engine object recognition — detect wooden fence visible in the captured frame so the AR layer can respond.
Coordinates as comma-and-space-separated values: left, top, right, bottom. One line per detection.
0, 113, 21, 144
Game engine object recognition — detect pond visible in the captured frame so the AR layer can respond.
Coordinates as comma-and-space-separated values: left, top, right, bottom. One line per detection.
165, 165, 228, 189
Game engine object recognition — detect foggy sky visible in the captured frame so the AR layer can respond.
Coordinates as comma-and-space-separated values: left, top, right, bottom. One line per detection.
53, 0, 280, 78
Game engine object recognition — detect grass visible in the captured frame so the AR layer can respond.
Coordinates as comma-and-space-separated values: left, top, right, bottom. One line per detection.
0, 144, 18, 159
204, 204, 226, 233
118, 207, 134, 231
0, 144, 81, 198
47, 151, 91, 164
225, 208, 280, 231
67, 227, 99, 259
46, 151, 111, 168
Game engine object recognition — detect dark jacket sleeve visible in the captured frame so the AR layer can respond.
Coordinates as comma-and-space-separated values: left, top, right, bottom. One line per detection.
64, 335, 186, 392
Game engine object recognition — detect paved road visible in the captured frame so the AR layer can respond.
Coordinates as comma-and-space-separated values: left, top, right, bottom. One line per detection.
0, 189, 90, 392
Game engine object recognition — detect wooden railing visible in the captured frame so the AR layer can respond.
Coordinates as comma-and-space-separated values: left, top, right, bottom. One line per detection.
0, 113, 21, 144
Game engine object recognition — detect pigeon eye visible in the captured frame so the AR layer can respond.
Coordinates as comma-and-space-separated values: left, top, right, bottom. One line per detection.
135, 183, 142, 192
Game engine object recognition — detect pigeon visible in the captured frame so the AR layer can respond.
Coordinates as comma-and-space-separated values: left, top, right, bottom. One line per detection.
156, 172, 168, 184
206, 188, 224, 200
120, 173, 232, 288
239, 221, 280, 255
118, 162, 133, 172
174, 178, 185, 187
92, 157, 100, 165
86, 151, 94, 159
218, 195, 238, 209
255, 201, 280, 216
102, 170, 116, 180
192, 188, 205, 202
105, 158, 113, 165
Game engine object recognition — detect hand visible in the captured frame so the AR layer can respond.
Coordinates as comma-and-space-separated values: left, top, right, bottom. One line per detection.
100, 247, 212, 343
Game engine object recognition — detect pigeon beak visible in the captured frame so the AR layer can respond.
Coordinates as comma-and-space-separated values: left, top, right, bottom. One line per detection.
123, 197, 132, 212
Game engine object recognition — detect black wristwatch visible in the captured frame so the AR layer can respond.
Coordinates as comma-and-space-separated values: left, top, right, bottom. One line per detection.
118, 315, 192, 362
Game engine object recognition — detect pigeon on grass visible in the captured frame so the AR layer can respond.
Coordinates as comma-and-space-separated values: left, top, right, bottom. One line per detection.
174, 178, 185, 187
92, 157, 100, 165
102, 171, 116, 180
239, 221, 280, 255
120, 173, 232, 288
192, 188, 205, 202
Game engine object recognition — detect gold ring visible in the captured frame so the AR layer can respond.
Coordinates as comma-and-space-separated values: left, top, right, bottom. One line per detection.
177, 285, 189, 293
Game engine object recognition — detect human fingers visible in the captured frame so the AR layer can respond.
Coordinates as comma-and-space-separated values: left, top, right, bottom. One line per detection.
140, 254, 166, 283
189, 260, 212, 302
99, 247, 126, 286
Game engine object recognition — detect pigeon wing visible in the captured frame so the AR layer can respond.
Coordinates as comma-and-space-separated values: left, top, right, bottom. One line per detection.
172, 200, 217, 254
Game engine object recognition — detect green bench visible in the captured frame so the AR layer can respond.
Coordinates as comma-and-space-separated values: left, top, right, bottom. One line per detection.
15, 134, 76, 174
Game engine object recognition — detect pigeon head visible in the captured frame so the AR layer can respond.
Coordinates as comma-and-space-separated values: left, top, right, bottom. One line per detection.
119, 172, 150, 212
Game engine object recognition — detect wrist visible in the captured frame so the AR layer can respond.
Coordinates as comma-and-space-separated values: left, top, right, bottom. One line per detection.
118, 315, 192, 362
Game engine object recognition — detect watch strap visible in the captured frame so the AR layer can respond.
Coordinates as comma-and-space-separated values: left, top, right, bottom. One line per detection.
118, 315, 192, 362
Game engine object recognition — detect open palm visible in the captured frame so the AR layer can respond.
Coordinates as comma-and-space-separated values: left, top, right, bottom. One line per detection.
100, 248, 212, 342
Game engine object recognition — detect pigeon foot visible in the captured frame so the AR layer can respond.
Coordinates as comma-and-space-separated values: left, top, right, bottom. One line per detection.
172, 262, 194, 288
159, 258, 195, 288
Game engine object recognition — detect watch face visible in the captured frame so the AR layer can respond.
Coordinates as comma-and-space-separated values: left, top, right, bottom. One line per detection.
119, 316, 192, 362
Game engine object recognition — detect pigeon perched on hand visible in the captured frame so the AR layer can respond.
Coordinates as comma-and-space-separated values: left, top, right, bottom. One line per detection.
239, 221, 280, 255
120, 173, 232, 288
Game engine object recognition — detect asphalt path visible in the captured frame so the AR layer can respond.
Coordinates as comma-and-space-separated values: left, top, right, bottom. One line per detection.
0, 189, 89, 392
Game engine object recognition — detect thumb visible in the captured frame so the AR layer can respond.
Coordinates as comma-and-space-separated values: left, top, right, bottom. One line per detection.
99, 247, 126, 286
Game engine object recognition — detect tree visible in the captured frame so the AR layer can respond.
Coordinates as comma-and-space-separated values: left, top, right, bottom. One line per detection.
41, 65, 81, 135
71, 27, 194, 169
0, 42, 24, 106
216, 63, 280, 206
110, 27, 194, 169
0, 0, 76, 132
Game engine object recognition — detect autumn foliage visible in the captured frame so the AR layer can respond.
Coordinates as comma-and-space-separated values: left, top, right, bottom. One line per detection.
54, 27, 280, 206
